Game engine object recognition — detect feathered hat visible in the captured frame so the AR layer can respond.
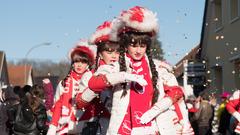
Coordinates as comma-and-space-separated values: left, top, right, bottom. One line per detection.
118, 6, 159, 36
154, 59, 173, 72
89, 20, 120, 45
69, 39, 97, 66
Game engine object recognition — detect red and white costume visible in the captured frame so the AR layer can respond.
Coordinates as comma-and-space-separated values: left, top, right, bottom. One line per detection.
156, 66, 194, 135
226, 90, 240, 134
75, 20, 118, 134
51, 71, 88, 135
47, 40, 97, 135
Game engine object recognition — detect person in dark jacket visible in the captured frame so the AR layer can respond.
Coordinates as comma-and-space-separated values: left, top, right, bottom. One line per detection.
7, 85, 48, 135
191, 91, 213, 135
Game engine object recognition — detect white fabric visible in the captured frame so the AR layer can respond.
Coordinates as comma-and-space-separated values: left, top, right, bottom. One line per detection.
107, 55, 178, 134
95, 61, 119, 75
157, 68, 178, 86
140, 97, 173, 124
47, 124, 57, 135
233, 112, 240, 122
78, 71, 98, 102
230, 90, 240, 101
81, 89, 98, 102
235, 124, 240, 134
0, 88, 3, 102
156, 110, 178, 135
106, 72, 147, 86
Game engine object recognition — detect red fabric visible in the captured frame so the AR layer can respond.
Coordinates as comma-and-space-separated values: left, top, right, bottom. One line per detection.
50, 70, 83, 128
226, 98, 240, 114
89, 59, 110, 92
163, 85, 184, 103
88, 74, 110, 92
71, 46, 95, 66
43, 82, 54, 111
188, 107, 198, 113
75, 93, 90, 109
118, 55, 154, 134
163, 85, 184, 122
51, 77, 74, 126
129, 6, 144, 22
79, 97, 110, 121
174, 103, 183, 121
95, 35, 110, 44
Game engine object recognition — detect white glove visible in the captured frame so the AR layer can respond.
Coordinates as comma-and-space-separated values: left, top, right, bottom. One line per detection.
106, 72, 147, 86
235, 123, 240, 134
47, 124, 57, 135
140, 97, 173, 124
81, 89, 98, 102
233, 112, 240, 122
68, 121, 77, 133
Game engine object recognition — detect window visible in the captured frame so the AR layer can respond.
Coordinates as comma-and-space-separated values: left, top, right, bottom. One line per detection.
234, 61, 240, 89
214, 0, 223, 29
230, 0, 240, 21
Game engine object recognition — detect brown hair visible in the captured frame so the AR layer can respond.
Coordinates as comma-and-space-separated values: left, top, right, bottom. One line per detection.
119, 32, 159, 103
94, 41, 120, 71
28, 85, 45, 112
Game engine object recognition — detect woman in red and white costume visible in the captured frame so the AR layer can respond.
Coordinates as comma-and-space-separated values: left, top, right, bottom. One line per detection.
75, 20, 147, 134
226, 89, 240, 134
97, 6, 184, 135
47, 40, 96, 135
152, 60, 194, 135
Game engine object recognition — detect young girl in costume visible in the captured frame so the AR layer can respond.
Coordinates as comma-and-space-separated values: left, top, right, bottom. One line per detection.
75, 20, 147, 134
47, 40, 96, 135
104, 6, 189, 135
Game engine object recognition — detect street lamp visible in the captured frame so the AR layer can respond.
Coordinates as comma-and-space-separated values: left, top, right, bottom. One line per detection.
24, 42, 52, 85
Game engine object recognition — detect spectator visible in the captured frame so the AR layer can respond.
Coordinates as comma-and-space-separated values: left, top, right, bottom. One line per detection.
191, 91, 213, 135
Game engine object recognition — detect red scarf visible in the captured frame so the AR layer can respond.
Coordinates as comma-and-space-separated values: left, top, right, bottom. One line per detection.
118, 54, 154, 134
61, 70, 83, 112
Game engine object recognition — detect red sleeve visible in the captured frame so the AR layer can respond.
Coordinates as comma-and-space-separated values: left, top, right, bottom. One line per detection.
88, 74, 110, 92
226, 99, 239, 114
164, 85, 184, 103
75, 93, 90, 109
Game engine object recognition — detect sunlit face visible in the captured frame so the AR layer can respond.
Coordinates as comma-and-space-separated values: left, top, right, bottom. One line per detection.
73, 61, 89, 74
100, 50, 120, 64
127, 42, 147, 61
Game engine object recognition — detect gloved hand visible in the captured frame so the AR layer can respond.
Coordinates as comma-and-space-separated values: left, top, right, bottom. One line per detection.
68, 121, 77, 133
81, 89, 98, 102
106, 72, 147, 86
140, 97, 173, 124
233, 112, 240, 122
235, 123, 240, 134
180, 120, 194, 135
47, 124, 57, 135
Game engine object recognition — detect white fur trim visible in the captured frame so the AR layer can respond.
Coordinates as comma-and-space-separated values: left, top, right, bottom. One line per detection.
90, 20, 119, 44
89, 26, 111, 44
120, 6, 159, 34
153, 59, 173, 72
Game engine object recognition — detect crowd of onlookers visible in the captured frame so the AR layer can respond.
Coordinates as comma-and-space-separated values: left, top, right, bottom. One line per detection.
0, 78, 54, 135
189, 90, 239, 135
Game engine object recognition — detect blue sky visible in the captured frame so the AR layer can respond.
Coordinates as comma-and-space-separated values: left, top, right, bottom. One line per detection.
0, 0, 205, 65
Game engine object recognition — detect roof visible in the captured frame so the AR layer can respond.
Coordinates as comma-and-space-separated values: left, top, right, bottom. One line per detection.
0, 51, 9, 85
174, 45, 200, 77
8, 65, 32, 87
0, 51, 4, 75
